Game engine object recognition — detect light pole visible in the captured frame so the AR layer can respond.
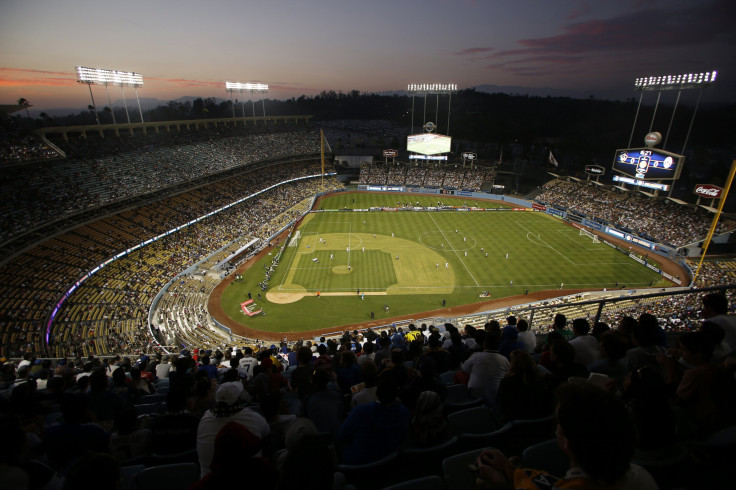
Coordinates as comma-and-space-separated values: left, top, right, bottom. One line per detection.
631, 71, 717, 152
407, 83, 457, 135
226, 82, 269, 125
76, 66, 144, 125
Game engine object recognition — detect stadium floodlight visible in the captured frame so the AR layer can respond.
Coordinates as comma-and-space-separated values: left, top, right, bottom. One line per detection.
76, 66, 145, 124
76, 66, 143, 87
225, 81, 269, 121
628, 70, 717, 162
406, 83, 458, 136
225, 81, 268, 92
407, 83, 458, 95
634, 70, 717, 91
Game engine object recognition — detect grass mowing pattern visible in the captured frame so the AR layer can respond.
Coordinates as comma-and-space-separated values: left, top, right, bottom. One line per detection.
219, 193, 667, 333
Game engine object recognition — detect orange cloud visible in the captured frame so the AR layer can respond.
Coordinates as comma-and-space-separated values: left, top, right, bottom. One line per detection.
0, 67, 76, 88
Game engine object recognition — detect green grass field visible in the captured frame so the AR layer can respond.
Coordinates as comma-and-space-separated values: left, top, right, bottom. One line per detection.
219, 192, 667, 333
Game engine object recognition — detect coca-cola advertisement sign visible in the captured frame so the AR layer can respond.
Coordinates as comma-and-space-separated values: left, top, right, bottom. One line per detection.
694, 184, 722, 198
383, 149, 398, 158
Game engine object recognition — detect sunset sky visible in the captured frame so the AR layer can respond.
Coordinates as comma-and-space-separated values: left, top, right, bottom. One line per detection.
1, 0, 733, 113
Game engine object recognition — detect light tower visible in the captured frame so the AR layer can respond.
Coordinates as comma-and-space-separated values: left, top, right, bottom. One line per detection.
407, 83, 458, 135
629, 70, 717, 153
225, 82, 269, 124
76, 66, 145, 124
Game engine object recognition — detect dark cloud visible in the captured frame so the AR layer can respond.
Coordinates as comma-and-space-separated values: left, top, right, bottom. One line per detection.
521, 0, 734, 54
565, 1, 590, 20
473, 0, 735, 77
455, 47, 495, 56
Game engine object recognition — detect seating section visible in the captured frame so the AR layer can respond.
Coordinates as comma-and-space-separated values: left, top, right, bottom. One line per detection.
359, 162, 492, 191
536, 178, 736, 248
0, 127, 342, 358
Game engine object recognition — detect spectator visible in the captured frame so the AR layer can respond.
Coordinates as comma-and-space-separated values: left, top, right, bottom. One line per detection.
626, 314, 666, 374
587, 332, 629, 379
497, 350, 552, 422
304, 369, 345, 441
474, 384, 657, 489
338, 375, 410, 464
196, 380, 269, 477
350, 362, 379, 409
276, 418, 336, 490
461, 330, 509, 408
516, 318, 537, 353
701, 292, 736, 351
150, 385, 201, 455
499, 325, 526, 359
190, 421, 276, 489
569, 318, 601, 367
409, 390, 451, 448
108, 407, 152, 463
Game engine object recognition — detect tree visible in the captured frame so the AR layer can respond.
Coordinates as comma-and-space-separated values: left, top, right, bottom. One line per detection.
17, 98, 31, 119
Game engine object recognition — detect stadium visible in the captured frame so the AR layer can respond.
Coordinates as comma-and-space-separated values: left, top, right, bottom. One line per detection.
1, 84, 735, 489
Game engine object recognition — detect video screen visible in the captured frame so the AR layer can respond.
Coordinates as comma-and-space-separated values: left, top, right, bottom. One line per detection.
612, 148, 684, 181
407, 133, 452, 155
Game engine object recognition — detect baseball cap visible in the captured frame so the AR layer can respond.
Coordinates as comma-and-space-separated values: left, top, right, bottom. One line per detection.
215, 381, 244, 406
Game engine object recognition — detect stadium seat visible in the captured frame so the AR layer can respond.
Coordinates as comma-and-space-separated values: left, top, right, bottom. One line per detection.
633, 443, 691, 490
455, 422, 513, 454
504, 414, 557, 457
521, 439, 569, 477
443, 384, 484, 414
442, 448, 486, 490
398, 436, 458, 480
134, 402, 163, 417
132, 462, 199, 490
383, 475, 446, 490
136, 394, 166, 405
336, 451, 400, 490
146, 448, 198, 466
439, 370, 460, 385
447, 406, 500, 437
120, 463, 145, 490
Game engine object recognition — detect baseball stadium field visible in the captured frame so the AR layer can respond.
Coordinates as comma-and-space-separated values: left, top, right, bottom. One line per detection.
217, 192, 668, 334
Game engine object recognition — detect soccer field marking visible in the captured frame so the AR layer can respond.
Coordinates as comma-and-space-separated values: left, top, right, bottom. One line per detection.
428, 214, 480, 286
557, 229, 600, 251
418, 231, 478, 251
516, 222, 575, 265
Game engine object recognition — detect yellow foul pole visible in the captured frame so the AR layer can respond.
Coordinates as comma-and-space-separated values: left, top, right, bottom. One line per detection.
320, 129, 325, 195
692, 159, 736, 284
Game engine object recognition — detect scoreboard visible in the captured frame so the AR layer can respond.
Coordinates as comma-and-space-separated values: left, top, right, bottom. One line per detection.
407, 133, 452, 155
612, 148, 684, 181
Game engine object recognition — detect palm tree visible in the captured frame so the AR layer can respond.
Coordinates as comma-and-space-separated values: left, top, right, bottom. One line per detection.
17, 98, 31, 119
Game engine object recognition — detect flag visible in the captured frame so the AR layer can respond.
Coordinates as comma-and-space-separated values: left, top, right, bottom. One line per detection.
549, 151, 559, 167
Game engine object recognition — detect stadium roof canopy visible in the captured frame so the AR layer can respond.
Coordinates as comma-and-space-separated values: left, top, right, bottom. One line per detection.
0, 104, 28, 116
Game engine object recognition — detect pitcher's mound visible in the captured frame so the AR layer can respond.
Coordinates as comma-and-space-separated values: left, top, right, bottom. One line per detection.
267, 284, 307, 304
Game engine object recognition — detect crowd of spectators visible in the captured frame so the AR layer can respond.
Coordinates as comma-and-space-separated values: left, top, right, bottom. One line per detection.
359, 162, 491, 191
0, 125, 321, 244
0, 127, 340, 359
537, 179, 734, 247
1, 294, 734, 488
0, 131, 58, 164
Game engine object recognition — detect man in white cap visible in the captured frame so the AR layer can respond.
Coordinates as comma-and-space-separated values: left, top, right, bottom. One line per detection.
196, 380, 270, 477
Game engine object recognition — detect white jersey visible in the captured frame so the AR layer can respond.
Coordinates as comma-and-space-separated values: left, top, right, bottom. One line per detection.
238, 357, 258, 379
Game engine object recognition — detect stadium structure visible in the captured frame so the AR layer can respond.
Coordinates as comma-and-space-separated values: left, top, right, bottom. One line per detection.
1, 85, 735, 489
1, 100, 734, 359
